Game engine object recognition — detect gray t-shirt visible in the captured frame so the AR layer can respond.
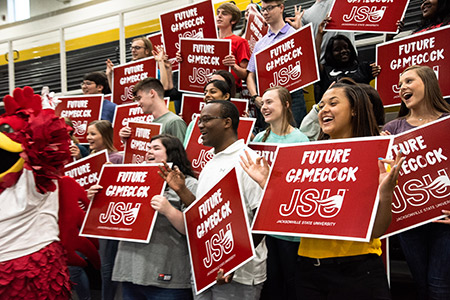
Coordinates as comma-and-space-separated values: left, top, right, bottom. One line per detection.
112, 176, 197, 289
154, 111, 187, 143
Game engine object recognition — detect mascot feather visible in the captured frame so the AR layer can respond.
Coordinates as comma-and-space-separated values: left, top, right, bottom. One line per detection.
0, 87, 100, 299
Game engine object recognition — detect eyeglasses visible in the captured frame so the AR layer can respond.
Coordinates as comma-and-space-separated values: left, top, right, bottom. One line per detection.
130, 46, 145, 51
260, 4, 281, 13
80, 81, 95, 87
197, 116, 224, 125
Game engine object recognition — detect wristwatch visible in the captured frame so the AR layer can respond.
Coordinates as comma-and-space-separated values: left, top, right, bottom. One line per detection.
250, 95, 259, 103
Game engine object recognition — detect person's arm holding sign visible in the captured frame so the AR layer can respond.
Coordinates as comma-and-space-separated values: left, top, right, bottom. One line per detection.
153, 45, 174, 91
315, 17, 330, 73
372, 154, 405, 238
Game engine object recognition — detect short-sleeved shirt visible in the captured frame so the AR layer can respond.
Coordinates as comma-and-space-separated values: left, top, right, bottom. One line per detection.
247, 24, 297, 74
224, 34, 250, 90
153, 111, 187, 142
113, 176, 198, 288
101, 99, 117, 123
383, 113, 450, 135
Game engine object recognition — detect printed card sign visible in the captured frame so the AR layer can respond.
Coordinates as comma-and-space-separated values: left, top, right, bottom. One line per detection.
326, 0, 409, 33
248, 142, 279, 166
160, 0, 218, 59
180, 94, 249, 125
124, 122, 162, 164
184, 168, 255, 294
112, 103, 154, 152
252, 137, 392, 242
382, 116, 450, 237
147, 32, 179, 71
178, 38, 231, 94
244, 7, 268, 54
112, 56, 157, 105
55, 95, 103, 144
63, 149, 108, 190
80, 164, 168, 242
254, 24, 319, 95
185, 116, 255, 177
376, 26, 450, 107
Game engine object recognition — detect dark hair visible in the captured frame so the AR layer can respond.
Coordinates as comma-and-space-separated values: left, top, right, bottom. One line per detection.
218, 3, 242, 30
150, 134, 196, 178
132, 36, 153, 55
88, 120, 116, 152
208, 100, 239, 135
415, 0, 450, 32
261, 86, 295, 142
133, 77, 164, 98
324, 35, 358, 67
204, 79, 231, 100
397, 65, 450, 118
83, 72, 111, 94
261, 0, 284, 4
212, 70, 236, 98
359, 84, 385, 126
319, 83, 379, 139
64, 117, 80, 144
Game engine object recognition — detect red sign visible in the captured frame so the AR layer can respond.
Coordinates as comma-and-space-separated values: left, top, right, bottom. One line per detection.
254, 24, 319, 95
55, 95, 103, 144
376, 26, 450, 107
104, 94, 112, 102
123, 122, 162, 164
326, 0, 409, 34
80, 164, 168, 242
185, 116, 255, 177
63, 149, 108, 190
147, 32, 179, 72
382, 116, 450, 238
159, 0, 218, 59
184, 168, 255, 294
252, 137, 392, 242
244, 9, 268, 55
180, 94, 249, 125
248, 142, 278, 166
178, 38, 231, 94
112, 57, 157, 105
112, 103, 154, 152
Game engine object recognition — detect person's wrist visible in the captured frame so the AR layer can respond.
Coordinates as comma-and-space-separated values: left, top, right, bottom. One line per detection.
250, 95, 259, 103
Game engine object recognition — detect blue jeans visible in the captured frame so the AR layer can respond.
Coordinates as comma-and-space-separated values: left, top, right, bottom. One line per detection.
99, 239, 119, 300
291, 89, 306, 128
398, 223, 450, 300
122, 282, 192, 300
69, 265, 91, 300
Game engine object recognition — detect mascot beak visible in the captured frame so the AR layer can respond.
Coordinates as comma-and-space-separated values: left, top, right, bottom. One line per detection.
0, 132, 25, 181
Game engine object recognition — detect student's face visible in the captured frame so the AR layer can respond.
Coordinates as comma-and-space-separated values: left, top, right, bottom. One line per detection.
131, 40, 150, 60
86, 125, 105, 152
332, 39, 351, 65
260, 1, 283, 25
421, 0, 438, 19
216, 8, 234, 29
318, 88, 353, 139
198, 103, 226, 148
398, 69, 426, 110
261, 89, 284, 124
135, 89, 154, 114
146, 139, 168, 163
81, 80, 103, 95
204, 83, 229, 103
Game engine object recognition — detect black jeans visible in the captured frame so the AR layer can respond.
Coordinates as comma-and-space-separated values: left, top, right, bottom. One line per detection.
295, 254, 391, 300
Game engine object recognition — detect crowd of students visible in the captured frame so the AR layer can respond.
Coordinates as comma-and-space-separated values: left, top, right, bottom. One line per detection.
1, 0, 450, 300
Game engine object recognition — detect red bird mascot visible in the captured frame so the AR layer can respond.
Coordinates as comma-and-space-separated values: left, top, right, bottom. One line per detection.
0, 87, 99, 299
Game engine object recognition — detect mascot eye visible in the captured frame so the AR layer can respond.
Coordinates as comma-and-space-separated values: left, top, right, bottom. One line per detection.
0, 123, 14, 133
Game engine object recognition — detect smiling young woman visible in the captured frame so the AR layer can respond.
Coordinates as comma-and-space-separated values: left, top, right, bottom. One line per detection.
382, 65, 450, 300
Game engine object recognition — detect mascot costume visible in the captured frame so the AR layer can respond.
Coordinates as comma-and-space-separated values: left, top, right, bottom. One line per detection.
0, 87, 100, 299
